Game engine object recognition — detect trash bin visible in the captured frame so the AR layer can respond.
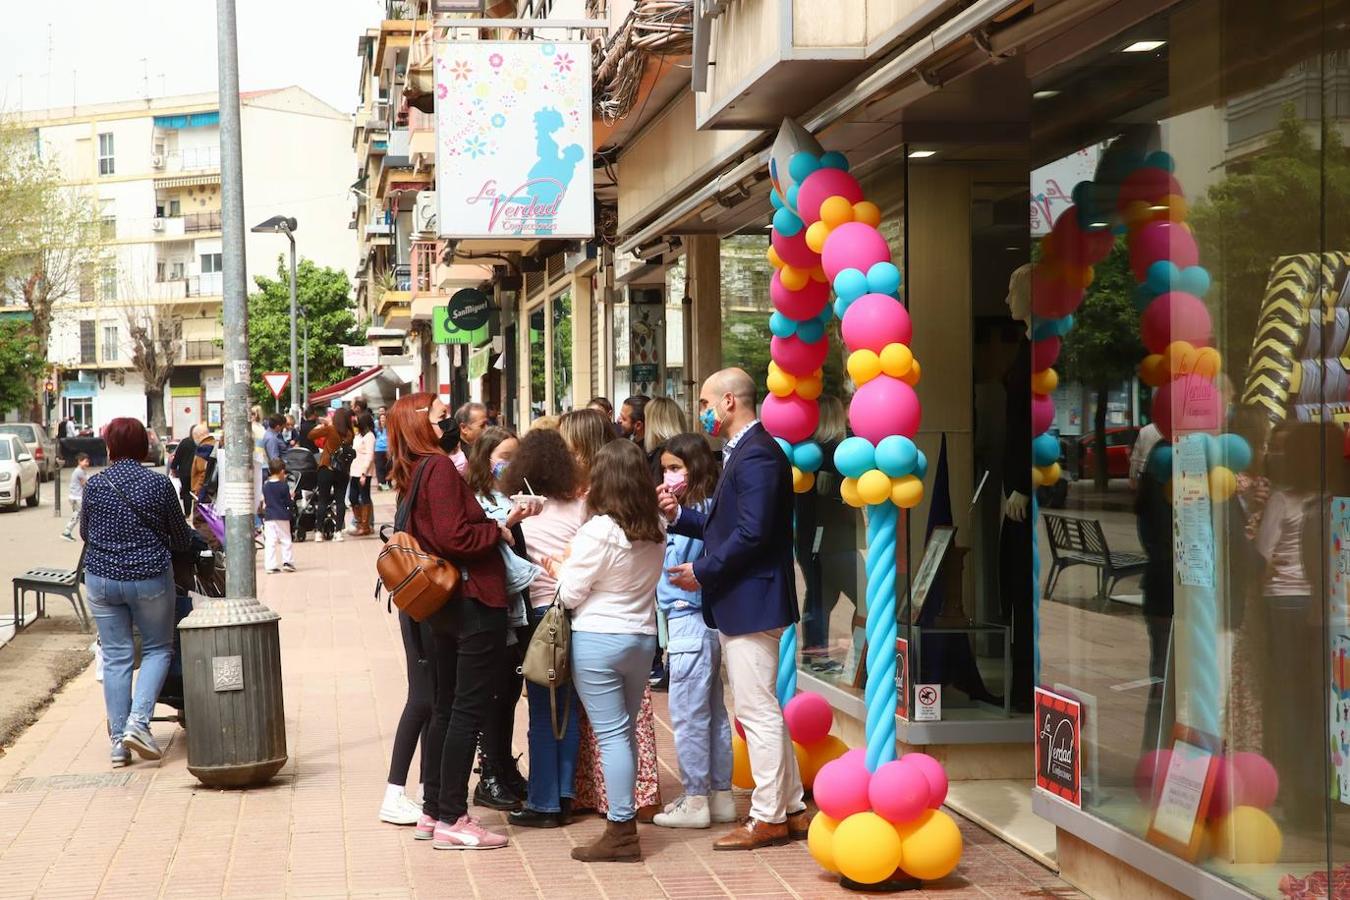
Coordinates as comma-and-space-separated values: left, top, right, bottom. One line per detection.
178, 598, 287, 788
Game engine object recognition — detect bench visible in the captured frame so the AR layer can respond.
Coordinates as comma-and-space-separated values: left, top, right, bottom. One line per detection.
11, 548, 90, 633
1042, 513, 1147, 603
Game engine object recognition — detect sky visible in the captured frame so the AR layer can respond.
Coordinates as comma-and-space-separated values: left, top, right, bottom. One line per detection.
0, 0, 383, 116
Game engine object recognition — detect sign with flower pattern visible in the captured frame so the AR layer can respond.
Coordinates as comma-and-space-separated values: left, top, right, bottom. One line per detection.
434, 40, 594, 239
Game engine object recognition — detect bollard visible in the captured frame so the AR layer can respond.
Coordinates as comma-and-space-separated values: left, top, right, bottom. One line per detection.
178, 596, 286, 788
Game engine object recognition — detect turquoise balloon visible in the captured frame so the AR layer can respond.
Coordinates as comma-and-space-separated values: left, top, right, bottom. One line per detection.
1178, 266, 1211, 298
775, 437, 793, 459
773, 207, 803, 237
1147, 443, 1173, 482
819, 150, 849, 171
913, 449, 929, 481
788, 152, 820, 183
1032, 432, 1061, 468
833, 297, 851, 319
816, 305, 834, 325
769, 312, 797, 338
769, 190, 784, 210
1032, 315, 1073, 340
797, 319, 825, 343
1145, 150, 1176, 173
866, 262, 902, 296
834, 268, 869, 302
1199, 433, 1221, 468
1146, 260, 1179, 295
786, 185, 800, 211
834, 436, 876, 480
874, 435, 918, 478
1220, 433, 1252, 472
794, 441, 824, 474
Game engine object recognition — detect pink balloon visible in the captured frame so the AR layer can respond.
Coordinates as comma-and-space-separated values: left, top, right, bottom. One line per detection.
1032, 337, 1061, 372
771, 334, 829, 376
822, 222, 891, 283
796, 167, 864, 225
1141, 291, 1212, 355
848, 376, 920, 444
869, 760, 931, 824
1031, 266, 1085, 320
1231, 752, 1280, 809
734, 718, 746, 741
1205, 756, 1243, 820
761, 393, 820, 444
1049, 207, 1113, 267
1151, 374, 1220, 442
1130, 221, 1199, 281
771, 271, 831, 321
1117, 166, 1184, 214
841, 293, 912, 353
1032, 393, 1055, 436
902, 753, 948, 809
842, 748, 868, 768
772, 226, 820, 270
784, 692, 833, 746
813, 755, 872, 820
1134, 750, 1171, 805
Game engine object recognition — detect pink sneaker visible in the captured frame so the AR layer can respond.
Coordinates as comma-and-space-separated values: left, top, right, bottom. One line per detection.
414, 814, 436, 841
433, 815, 508, 850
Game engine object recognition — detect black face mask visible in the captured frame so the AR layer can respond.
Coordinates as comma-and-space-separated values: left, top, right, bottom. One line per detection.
438, 424, 461, 455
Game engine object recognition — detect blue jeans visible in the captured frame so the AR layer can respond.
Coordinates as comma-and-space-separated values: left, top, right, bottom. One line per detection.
666, 612, 733, 796
524, 605, 581, 813
571, 630, 658, 822
87, 569, 176, 739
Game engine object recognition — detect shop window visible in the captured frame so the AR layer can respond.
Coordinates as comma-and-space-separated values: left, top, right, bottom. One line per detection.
65, 397, 91, 428
551, 290, 573, 413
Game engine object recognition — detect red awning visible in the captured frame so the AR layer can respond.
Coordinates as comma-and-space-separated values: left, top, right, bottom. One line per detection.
308, 366, 384, 404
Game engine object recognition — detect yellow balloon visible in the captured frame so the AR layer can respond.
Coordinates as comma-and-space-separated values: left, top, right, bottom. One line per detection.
805, 220, 832, 254
1139, 354, 1168, 388
879, 343, 913, 379
834, 812, 904, 885
1031, 466, 1046, 488
848, 349, 882, 385
857, 469, 892, 506
803, 734, 848, 787
767, 245, 784, 269
793, 467, 816, 494
840, 477, 864, 508
1209, 806, 1282, 865
1163, 193, 1189, 222
1031, 367, 1059, 395
891, 475, 924, 509
1165, 340, 1197, 376
807, 812, 841, 874
898, 809, 963, 881
793, 741, 810, 781
767, 366, 797, 398
901, 359, 921, 386
796, 374, 824, 401
853, 200, 882, 228
810, 266, 829, 283
732, 735, 755, 789
1209, 465, 1236, 501
820, 195, 856, 229
1193, 346, 1222, 379
1123, 199, 1154, 227
1043, 462, 1062, 485
781, 265, 809, 291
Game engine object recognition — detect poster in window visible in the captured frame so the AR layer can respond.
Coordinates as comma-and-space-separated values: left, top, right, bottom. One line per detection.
1330, 498, 1350, 803
1145, 726, 1220, 861
1034, 687, 1081, 808
896, 637, 909, 720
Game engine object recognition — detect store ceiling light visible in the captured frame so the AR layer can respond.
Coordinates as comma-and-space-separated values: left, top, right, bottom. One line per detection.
1122, 40, 1166, 52
908, 149, 937, 158
1033, 90, 1061, 99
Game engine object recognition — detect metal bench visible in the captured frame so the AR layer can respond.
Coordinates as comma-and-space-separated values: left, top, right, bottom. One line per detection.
11, 548, 89, 632
1042, 513, 1147, 602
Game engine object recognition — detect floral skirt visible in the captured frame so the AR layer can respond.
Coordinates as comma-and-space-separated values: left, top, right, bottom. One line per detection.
574, 685, 661, 812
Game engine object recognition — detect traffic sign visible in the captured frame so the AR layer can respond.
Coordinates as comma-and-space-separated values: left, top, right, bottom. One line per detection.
262, 372, 292, 400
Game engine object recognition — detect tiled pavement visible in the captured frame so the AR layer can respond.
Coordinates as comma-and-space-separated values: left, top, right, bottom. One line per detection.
0, 499, 1086, 899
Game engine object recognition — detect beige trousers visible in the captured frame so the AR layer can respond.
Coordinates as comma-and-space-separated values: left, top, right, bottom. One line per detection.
720, 627, 804, 824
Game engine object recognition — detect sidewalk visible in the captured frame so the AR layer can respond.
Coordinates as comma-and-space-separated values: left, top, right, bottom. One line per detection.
0, 497, 1083, 899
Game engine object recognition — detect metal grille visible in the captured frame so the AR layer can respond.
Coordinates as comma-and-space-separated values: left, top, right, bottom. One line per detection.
524, 271, 544, 300
546, 253, 565, 280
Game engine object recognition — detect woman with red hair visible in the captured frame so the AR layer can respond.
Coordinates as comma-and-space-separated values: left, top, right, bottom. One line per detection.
82, 417, 195, 767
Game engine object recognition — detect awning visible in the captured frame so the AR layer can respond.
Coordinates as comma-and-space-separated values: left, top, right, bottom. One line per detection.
307, 364, 414, 405
155, 173, 222, 189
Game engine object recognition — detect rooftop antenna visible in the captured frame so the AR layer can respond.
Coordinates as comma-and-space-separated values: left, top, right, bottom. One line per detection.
142, 58, 150, 102
46, 25, 53, 109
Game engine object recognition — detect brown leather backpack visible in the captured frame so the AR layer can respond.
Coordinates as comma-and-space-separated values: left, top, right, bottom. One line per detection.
376, 459, 460, 621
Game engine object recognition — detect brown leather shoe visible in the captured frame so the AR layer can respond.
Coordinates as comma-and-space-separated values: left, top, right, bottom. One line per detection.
713, 817, 790, 851
786, 807, 813, 840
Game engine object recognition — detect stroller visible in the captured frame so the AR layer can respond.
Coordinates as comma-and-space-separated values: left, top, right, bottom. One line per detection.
283, 446, 323, 542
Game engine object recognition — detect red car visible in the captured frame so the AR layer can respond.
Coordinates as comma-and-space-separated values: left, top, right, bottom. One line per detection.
1076, 427, 1139, 480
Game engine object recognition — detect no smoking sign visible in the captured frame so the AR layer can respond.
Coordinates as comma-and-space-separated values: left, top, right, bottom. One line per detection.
915, 684, 941, 721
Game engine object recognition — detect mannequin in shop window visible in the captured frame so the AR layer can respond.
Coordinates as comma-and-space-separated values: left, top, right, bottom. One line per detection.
1001, 264, 1036, 713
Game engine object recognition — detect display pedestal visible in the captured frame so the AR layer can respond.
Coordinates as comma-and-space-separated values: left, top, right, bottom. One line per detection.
840, 874, 923, 892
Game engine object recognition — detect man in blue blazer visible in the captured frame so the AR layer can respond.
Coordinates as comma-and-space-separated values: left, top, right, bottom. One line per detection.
662, 368, 810, 850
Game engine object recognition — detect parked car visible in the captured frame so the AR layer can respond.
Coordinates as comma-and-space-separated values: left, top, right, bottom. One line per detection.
146, 429, 166, 467
0, 434, 41, 510
0, 422, 58, 482
1076, 426, 1140, 481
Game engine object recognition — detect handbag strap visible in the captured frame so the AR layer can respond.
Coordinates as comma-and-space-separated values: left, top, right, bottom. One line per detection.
100, 471, 167, 541
549, 686, 571, 741
393, 458, 432, 533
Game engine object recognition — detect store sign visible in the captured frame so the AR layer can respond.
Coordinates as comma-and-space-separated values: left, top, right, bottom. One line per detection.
896, 638, 909, 720
343, 345, 379, 368
432, 306, 489, 346
435, 40, 594, 239
448, 288, 491, 331
1034, 687, 1081, 807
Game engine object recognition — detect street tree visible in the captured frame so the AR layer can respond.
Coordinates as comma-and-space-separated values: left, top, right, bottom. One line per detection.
124, 306, 183, 434
246, 257, 360, 409
0, 319, 45, 416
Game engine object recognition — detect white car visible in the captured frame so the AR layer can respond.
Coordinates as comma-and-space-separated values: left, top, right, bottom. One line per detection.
0, 433, 40, 511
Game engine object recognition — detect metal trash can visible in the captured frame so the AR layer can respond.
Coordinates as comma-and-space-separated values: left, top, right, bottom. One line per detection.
178, 596, 287, 788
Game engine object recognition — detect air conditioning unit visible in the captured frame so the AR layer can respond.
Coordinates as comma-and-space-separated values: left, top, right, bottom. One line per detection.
151, 154, 165, 169
151, 218, 165, 232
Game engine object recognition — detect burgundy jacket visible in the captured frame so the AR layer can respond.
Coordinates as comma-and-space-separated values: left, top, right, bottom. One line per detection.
406, 454, 507, 608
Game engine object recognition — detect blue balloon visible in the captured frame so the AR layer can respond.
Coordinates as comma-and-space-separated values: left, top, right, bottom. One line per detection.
786, 185, 800, 212
1146, 260, 1180, 295
797, 319, 825, 343
773, 207, 803, 237
1032, 432, 1061, 468
769, 312, 797, 338
769, 190, 784, 210
866, 262, 902, 297
819, 150, 849, 172
816, 305, 834, 325
1112, 222, 1129, 236
1145, 150, 1176, 173
1178, 266, 1211, 298
775, 437, 793, 460
834, 436, 876, 480
834, 268, 869, 302
788, 152, 820, 183
794, 441, 824, 474
833, 297, 852, 319
1220, 433, 1253, 472
874, 435, 918, 478
912, 449, 929, 481
1146, 443, 1173, 482
1032, 316, 1074, 340
1133, 283, 1158, 313
1198, 433, 1221, 469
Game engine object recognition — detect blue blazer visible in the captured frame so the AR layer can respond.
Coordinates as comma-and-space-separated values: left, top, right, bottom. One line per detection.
671, 423, 799, 636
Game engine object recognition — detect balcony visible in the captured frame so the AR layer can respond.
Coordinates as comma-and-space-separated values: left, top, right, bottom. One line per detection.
151, 273, 224, 300
184, 211, 222, 233
182, 339, 222, 363
152, 146, 221, 174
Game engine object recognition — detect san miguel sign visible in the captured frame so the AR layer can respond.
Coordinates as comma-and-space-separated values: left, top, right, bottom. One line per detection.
435, 41, 594, 239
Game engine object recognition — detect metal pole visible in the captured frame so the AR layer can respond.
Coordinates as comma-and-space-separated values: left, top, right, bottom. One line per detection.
286, 229, 298, 419
302, 317, 309, 406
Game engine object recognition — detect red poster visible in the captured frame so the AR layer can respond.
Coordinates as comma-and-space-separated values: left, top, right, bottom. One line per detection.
896, 638, 909, 720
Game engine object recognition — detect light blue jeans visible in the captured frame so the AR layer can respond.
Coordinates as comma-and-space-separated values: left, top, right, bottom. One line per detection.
87, 569, 176, 739
666, 612, 733, 796
571, 630, 658, 823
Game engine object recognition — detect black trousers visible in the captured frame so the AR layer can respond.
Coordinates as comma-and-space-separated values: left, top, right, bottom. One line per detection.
375, 450, 389, 486
388, 611, 436, 786
422, 600, 507, 824
315, 467, 347, 532
480, 627, 527, 771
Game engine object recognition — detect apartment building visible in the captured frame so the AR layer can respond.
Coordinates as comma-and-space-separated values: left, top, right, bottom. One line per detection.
15, 87, 354, 438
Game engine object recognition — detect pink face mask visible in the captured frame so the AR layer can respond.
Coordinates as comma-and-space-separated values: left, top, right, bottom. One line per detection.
662, 471, 688, 495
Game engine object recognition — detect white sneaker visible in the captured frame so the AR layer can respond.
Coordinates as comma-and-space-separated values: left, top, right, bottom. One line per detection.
332, 531, 345, 542
379, 792, 422, 825
653, 794, 710, 829
710, 790, 737, 824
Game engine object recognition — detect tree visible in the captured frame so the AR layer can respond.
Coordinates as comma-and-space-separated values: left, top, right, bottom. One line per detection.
124, 306, 183, 433
0, 319, 45, 416
246, 258, 360, 409
1059, 238, 1144, 489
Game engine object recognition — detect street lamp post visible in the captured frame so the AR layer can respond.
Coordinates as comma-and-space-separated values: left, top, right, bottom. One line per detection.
251, 215, 299, 419
298, 307, 309, 408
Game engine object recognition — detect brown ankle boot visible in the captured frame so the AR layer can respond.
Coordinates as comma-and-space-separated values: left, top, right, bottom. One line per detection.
571, 818, 641, 863
359, 504, 375, 536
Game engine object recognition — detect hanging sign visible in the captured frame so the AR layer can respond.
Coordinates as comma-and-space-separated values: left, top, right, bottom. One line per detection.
448, 288, 491, 331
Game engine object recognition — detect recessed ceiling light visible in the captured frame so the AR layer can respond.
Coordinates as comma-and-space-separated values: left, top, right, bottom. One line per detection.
908, 150, 936, 158
1033, 90, 1060, 99
1122, 40, 1165, 52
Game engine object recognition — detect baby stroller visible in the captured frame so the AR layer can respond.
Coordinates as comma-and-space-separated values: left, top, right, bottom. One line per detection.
284, 446, 322, 542
153, 534, 227, 727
